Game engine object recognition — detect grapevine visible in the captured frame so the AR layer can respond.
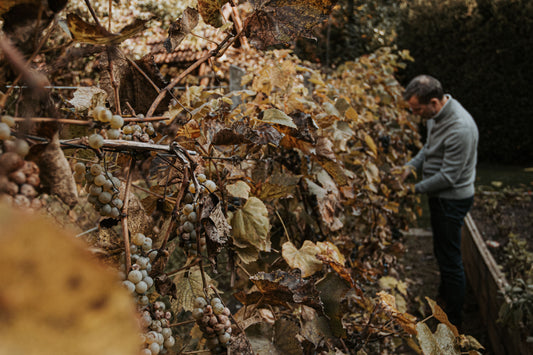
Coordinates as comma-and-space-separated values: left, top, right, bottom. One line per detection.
0, 1, 468, 354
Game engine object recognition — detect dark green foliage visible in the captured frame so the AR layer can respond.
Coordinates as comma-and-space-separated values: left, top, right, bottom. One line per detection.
294, 0, 401, 66
396, 0, 533, 164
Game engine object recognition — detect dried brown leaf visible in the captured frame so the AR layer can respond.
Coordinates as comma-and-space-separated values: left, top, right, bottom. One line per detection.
67, 13, 150, 45
244, 0, 339, 50
164, 7, 199, 52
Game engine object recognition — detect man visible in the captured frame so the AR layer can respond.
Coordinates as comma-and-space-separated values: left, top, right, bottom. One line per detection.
401, 75, 478, 328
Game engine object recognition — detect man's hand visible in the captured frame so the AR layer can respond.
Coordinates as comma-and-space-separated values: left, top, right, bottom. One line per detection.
400, 166, 414, 182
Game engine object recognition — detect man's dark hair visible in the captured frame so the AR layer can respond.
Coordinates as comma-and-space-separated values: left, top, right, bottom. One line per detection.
403, 75, 444, 104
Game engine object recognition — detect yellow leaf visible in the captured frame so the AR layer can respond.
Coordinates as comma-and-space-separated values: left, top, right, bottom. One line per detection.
282, 241, 323, 278
316, 241, 345, 265
364, 133, 378, 157
344, 106, 360, 121
260, 108, 297, 128
226, 180, 251, 199
378, 276, 398, 290
174, 266, 215, 313
228, 197, 271, 252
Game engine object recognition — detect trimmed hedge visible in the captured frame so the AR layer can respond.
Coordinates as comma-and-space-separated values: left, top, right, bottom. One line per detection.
396, 0, 533, 164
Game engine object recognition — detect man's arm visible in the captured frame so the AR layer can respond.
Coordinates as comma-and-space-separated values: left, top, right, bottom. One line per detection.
414, 129, 472, 194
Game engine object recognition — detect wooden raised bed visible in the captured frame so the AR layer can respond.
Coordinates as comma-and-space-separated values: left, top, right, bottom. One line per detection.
462, 213, 533, 355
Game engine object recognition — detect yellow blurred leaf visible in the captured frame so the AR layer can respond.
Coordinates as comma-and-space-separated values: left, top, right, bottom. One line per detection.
364, 133, 378, 157
0, 205, 140, 355
378, 276, 398, 290
282, 240, 323, 278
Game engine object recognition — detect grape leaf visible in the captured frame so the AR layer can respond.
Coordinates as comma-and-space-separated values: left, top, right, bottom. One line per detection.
416, 322, 461, 355
164, 7, 199, 53
234, 269, 324, 313
281, 240, 323, 278
244, 0, 339, 50
0, 205, 141, 355
173, 266, 215, 312
228, 197, 271, 252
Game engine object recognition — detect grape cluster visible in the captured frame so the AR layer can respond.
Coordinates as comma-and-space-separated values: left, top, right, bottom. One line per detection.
121, 120, 156, 143
191, 296, 232, 352
178, 173, 218, 255
72, 162, 123, 218
119, 234, 176, 354
0, 115, 40, 210
88, 106, 156, 147
139, 301, 176, 355
120, 232, 156, 304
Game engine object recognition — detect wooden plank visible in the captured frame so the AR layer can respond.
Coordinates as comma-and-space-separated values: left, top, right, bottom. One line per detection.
462, 213, 533, 355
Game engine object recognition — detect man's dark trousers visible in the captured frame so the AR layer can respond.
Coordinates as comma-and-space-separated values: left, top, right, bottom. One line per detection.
428, 196, 474, 327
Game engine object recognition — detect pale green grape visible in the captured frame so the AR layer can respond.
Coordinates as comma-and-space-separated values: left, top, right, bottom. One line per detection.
132, 233, 146, 246
135, 280, 148, 294
1, 115, 15, 127
0, 122, 11, 140
88, 133, 104, 149
110, 115, 124, 129
98, 108, 112, 122
90, 164, 103, 176
93, 174, 106, 186
14, 139, 29, 157
98, 191, 112, 204
74, 162, 86, 174
107, 128, 120, 139
128, 270, 143, 283
204, 180, 217, 193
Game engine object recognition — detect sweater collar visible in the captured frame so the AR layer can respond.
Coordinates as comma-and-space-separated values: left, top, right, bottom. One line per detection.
432, 94, 452, 122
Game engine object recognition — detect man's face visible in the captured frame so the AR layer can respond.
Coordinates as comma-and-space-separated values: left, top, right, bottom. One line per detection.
407, 95, 438, 119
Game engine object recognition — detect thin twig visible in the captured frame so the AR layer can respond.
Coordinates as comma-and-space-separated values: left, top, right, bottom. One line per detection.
146, 32, 239, 117
165, 258, 201, 278
106, 46, 121, 115
121, 156, 136, 274
124, 55, 162, 94
275, 209, 291, 243
168, 319, 196, 327
84, 0, 101, 27
108, 0, 112, 31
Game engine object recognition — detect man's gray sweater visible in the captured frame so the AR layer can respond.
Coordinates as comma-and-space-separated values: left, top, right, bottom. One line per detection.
406, 95, 478, 199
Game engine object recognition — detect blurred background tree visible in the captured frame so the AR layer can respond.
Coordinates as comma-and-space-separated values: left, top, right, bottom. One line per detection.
296, 0, 533, 164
